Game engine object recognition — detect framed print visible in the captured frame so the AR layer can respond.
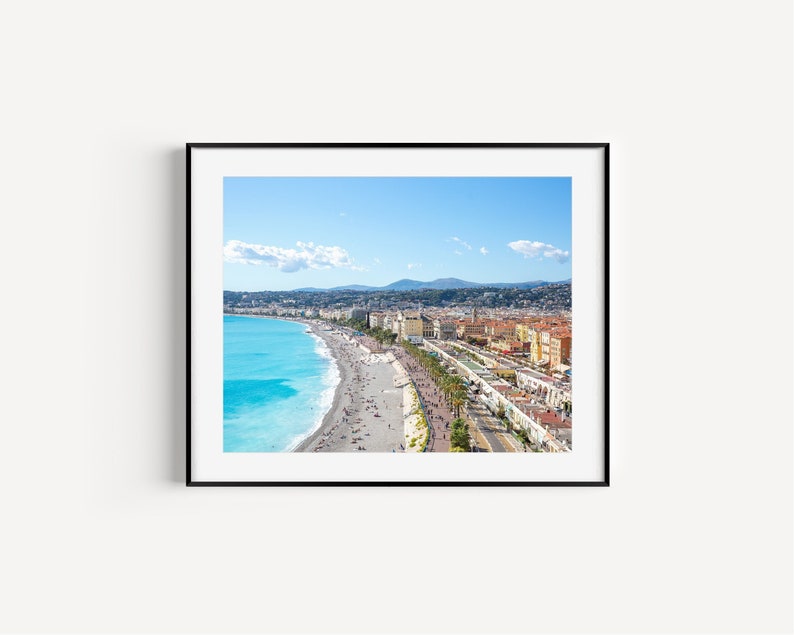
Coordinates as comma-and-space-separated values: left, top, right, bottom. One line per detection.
187, 143, 609, 486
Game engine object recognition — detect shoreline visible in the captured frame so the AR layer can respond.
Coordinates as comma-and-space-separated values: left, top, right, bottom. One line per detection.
225, 314, 340, 451
224, 313, 407, 452
292, 322, 405, 453
291, 321, 348, 451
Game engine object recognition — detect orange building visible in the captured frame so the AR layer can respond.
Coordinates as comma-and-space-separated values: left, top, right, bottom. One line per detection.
549, 331, 572, 368
484, 320, 517, 339
456, 320, 486, 339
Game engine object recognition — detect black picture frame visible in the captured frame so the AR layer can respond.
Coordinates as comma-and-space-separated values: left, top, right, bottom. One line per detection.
187, 143, 609, 486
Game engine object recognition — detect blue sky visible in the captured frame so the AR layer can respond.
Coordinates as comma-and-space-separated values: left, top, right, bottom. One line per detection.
224, 177, 571, 291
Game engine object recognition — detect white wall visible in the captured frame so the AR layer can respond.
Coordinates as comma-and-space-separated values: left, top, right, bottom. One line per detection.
0, 1, 791, 633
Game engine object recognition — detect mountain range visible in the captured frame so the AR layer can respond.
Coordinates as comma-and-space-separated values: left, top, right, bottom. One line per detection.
293, 277, 570, 292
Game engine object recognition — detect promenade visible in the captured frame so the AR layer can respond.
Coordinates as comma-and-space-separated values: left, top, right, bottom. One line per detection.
335, 330, 515, 453
389, 345, 452, 452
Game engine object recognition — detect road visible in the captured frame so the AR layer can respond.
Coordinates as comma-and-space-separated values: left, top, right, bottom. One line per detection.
465, 402, 514, 452
352, 335, 521, 453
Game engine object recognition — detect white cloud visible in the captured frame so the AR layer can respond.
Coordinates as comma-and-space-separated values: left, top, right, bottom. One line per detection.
224, 240, 364, 272
508, 240, 570, 263
407, 263, 422, 270
480, 247, 489, 256
454, 250, 463, 256
373, 257, 381, 265
449, 236, 472, 250
339, 212, 347, 217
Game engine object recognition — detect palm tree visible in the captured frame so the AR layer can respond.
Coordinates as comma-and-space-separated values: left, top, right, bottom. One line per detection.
442, 375, 465, 402
450, 389, 467, 418
439, 376, 451, 401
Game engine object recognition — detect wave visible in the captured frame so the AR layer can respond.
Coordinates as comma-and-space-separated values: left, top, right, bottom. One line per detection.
283, 329, 341, 451
224, 316, 342, 453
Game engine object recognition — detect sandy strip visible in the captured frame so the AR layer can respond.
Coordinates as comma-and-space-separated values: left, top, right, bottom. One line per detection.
294, 324, 406, 453
402, 383, 429, 452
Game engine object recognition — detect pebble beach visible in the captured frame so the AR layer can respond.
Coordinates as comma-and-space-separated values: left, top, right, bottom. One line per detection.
295, 324, 408, 452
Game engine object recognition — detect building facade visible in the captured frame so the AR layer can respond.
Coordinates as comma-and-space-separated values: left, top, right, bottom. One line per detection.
433, 319, 457, 340
399, 311, 423, 342
549, 333, 572, 369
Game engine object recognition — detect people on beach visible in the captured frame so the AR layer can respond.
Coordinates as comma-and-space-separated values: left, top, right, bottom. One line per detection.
301, 328, 407, 453
298, 324, 457, 453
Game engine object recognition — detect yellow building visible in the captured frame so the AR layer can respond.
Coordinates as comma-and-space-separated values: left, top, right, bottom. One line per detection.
515, 323, 531, 343
399, 311, 423, 341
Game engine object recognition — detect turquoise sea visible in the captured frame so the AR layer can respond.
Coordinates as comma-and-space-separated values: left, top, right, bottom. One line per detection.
224, 315, 339, 452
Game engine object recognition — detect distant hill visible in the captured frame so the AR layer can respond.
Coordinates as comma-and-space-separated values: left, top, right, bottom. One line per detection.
292, 278, 564, 292
383, 278, 446, 291
479, 280, 550, 290
294, 284, 378, 292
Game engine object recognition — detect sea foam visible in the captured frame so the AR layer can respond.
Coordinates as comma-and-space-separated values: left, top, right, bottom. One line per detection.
223, 315, 340, 452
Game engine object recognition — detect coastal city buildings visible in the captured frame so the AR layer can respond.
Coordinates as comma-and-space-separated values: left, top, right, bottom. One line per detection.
225, 288, 573, 453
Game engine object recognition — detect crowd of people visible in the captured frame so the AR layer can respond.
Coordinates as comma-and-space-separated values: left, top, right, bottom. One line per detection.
390, 346, 453, 452
307, 329, 403, 453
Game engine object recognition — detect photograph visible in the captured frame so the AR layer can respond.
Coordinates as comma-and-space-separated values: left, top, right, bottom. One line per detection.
222, 176, 574, 455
